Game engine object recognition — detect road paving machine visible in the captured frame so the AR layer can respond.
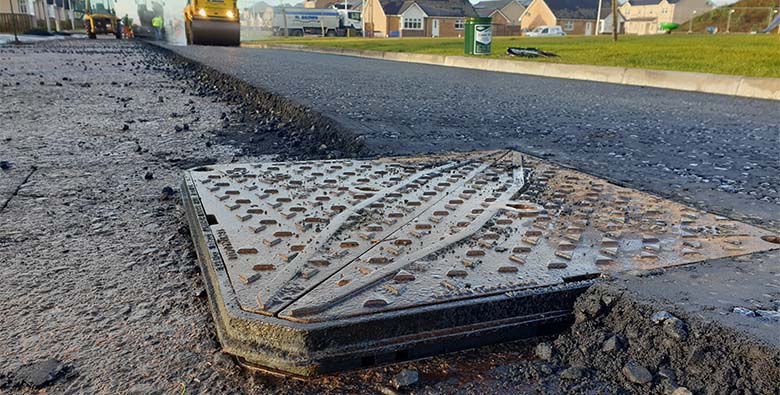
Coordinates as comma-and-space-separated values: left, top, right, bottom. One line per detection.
184, 0, 240, 46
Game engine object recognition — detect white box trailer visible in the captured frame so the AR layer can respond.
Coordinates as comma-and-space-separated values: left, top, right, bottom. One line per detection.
272, 7, 361, 37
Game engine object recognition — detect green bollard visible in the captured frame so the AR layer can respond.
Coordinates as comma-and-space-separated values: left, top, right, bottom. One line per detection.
464, 17, 492, 55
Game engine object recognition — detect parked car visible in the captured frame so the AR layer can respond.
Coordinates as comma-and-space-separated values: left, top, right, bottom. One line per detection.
524, 25, 566, 37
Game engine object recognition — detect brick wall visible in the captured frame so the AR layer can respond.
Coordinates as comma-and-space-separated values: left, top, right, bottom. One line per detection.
387, 15, 400, 35
425, 17, 466, 37
558, 19, 596, 35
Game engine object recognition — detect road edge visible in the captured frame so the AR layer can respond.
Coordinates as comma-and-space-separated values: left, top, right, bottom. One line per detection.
244, 43, 780, 101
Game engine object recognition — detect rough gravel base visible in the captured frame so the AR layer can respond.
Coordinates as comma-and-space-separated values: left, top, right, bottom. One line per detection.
547, 259, 780, 395
1, 39, 776, 395
0, 39, 609, 395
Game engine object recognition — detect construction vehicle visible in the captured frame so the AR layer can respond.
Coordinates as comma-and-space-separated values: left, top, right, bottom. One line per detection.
134, 0, 165, 39
184, 0, 240, 46
272, 7, 361, 37
82, 0, 121, 39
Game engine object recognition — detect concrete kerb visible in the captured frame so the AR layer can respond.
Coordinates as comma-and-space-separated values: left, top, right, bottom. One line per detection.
737, 76, 780, 101
241, 42, 780, 101
620, 68, 743, 97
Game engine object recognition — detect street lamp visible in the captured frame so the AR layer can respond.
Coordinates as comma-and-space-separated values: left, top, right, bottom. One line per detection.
776, 9, 780, 35
726, 9, 735, 33
595, 0, 602, 35
688, 9, 697, 33
7, 0, 21, 44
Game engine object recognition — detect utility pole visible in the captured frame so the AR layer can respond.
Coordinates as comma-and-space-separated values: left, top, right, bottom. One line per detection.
595, 0, 602, 35
8, 0, 21, 43
611, 0, 618, 41
688, 10, 696, 33
67, 0, 75, 30
42, 0, 51, 32
726, 9, 734, 33
53, 1, 61, 32
282, 5, 288, 37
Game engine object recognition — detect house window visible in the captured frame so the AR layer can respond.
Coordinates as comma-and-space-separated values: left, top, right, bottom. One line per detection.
564, 20, 574, 31
403, 17, 423, 30
454, 19, 464, 29
17, 0, 28, 13
661, 7, 667, 13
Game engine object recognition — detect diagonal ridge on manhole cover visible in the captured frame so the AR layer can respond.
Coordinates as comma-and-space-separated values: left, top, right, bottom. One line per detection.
181, 150, 779, 375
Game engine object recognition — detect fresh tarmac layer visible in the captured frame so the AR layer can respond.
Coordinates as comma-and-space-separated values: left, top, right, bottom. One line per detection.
163, 45, 780, 232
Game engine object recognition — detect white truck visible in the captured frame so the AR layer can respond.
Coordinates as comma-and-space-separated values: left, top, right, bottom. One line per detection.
524, 25, 566, 37
272, 7, 361, 37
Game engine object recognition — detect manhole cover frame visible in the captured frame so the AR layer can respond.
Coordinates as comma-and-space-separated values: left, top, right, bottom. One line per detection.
182, 169, 593, 377
181, 150, 778, 376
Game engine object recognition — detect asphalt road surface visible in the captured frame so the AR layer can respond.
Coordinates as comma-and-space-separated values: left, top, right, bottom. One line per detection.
3, 39, 778, 395
165, 45, 780, 230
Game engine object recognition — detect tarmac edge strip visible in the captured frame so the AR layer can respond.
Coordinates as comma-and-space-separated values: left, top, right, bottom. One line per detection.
244, 43, 780, 101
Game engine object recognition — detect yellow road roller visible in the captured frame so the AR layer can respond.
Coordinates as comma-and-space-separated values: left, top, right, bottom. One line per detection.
184, 0, 240, 46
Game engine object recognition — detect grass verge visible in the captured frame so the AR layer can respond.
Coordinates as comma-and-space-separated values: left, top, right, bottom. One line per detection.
246, 34, 780, 78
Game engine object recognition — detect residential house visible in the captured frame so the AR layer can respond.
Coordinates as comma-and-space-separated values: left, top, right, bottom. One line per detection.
363, 0, 478, 37
520, 0, 623, 35
242, 1, 272, 28
1, 0, 74, 33
620, 0, 712, 35
473, 0, 529, 35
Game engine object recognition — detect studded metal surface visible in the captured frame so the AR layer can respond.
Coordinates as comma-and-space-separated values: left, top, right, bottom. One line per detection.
186, 150, 779, 324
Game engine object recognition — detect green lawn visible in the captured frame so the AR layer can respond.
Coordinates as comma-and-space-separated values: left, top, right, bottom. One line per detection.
245, 35, 780, 78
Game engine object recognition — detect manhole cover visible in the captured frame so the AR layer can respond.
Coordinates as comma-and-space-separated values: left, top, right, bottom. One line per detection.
181, 150, 778, 375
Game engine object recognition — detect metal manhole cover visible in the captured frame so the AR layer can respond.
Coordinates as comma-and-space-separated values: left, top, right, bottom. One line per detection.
181, 150, 778, 375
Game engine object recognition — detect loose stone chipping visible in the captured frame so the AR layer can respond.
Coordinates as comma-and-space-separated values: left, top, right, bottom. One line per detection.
182, 149, 779, 374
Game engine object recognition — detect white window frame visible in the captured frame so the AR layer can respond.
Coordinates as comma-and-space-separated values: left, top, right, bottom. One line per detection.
403, 17, 423, 30
454, 19, 464, 30
564, 20, 574, 31
17, 0, 28, 13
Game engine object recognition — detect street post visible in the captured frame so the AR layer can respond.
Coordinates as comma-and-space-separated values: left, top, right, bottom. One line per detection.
8, 0, 21, 43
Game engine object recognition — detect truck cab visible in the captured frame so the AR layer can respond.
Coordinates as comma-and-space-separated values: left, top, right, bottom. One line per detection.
332, 5, 362, 30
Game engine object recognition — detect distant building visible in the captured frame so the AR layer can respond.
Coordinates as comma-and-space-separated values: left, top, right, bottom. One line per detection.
521, 0, 624, 35
620, 0, 713, 35
363, 0, 478, 37
473, 0, 528, 25
473, 0, 528, 35
1, 0, 77, 33
243, 1, 275, 29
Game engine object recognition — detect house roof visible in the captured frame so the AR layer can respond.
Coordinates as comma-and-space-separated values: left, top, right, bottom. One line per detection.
473, 0, 529, 16
542, 0, 615, 20
474, 0, 513, 10
626, 0, 680, 5
247, 1, 271, 13
383, 0, 478, 16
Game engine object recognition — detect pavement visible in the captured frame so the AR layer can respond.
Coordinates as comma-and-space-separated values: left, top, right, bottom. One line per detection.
162, 45, 780, 232
0, 33, 86, 45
